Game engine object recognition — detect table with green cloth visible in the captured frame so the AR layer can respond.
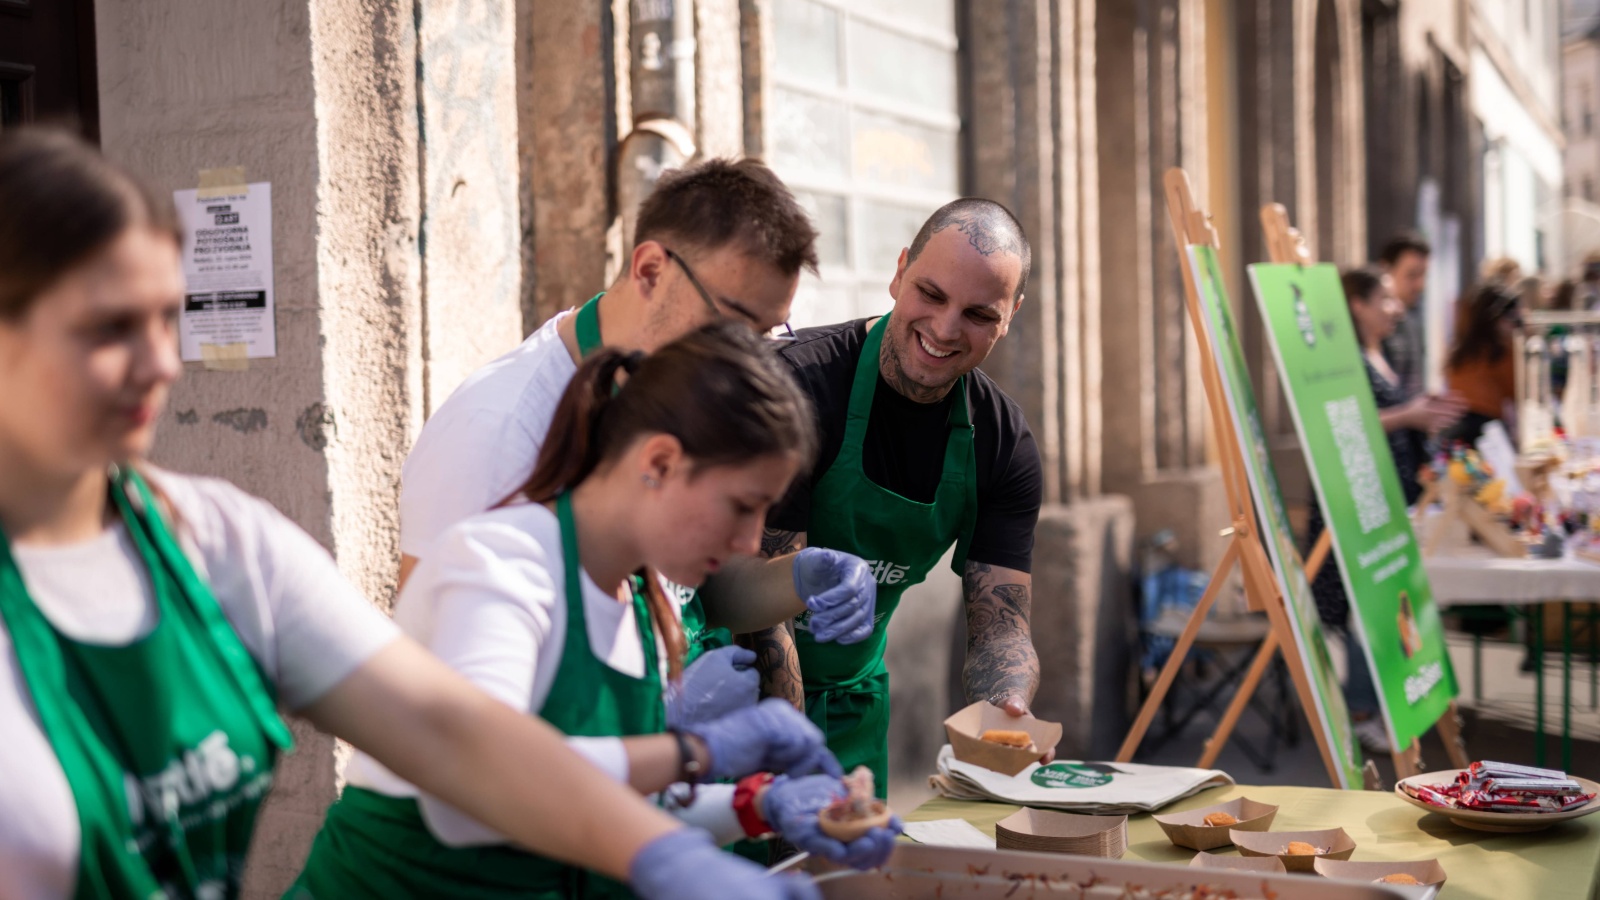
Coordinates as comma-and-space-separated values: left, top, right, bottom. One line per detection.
907, 783, 1600, 899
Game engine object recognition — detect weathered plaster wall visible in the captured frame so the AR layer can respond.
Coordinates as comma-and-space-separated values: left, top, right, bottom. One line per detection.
98, 0, 332, 534
696, 0, 745, 158
527, 0, 613, 327
416, 0, 526, 401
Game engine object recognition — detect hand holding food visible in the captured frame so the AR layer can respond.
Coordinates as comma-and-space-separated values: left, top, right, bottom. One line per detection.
985, 697, 1056, 764
665, 645, 759, 729
761, 773, 901, 870
793, 547, 877, 644
818, 766, 896, 844
684, 698, 843, 780
629, 828, 821, 900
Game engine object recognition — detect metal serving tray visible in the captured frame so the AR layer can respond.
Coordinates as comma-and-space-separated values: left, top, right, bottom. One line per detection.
784, 844, 1432, 899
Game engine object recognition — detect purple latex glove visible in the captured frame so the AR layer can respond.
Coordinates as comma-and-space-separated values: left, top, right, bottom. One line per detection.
761, 774, 902, 870
630, 828, 820, 900
683, 698, 842, 780
666, 645, 758, 729
793, 547, 876, 644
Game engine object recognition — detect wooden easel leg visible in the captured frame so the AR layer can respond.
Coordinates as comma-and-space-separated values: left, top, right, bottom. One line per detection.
1197, 630, 1281, 769
1304, 530, 1333, 582
1362, 759, 1383, 791
1391, 740, 1423, 780
1117, 538, 1242, 762
1435, 700, 1470, 769
1233, 538, 1347, 788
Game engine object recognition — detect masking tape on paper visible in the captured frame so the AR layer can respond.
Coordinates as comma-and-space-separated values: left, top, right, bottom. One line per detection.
196, 166, 247, 200
200, 342, 249, 371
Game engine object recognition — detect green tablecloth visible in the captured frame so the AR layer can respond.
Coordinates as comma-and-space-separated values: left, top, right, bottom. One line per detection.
908, 783, 1600, 899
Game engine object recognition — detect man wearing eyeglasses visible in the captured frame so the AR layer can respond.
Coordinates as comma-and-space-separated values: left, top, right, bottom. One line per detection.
744, 198, 1048, 798
397, 157, 879, 667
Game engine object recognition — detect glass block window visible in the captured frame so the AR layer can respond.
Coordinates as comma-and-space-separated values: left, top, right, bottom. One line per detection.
764, 0, 961, 327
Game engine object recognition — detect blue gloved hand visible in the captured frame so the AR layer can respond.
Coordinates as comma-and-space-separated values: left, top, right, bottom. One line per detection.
683, 698, 843, 780
761, 775, 903, 870
630, 828, 821, 900
793, 547, 876, 645
666, 645, 759, 729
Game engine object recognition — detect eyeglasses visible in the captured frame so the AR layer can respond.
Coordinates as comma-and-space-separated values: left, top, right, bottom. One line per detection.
663, 247, 722, 321
663, 247, 794, 342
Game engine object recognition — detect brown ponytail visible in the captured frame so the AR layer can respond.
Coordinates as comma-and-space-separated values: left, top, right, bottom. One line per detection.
0, 127, 181, 321
513, 321, 817, 681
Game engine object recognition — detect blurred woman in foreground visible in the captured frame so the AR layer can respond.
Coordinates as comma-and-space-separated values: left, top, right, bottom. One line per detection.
0, 127, 820, 900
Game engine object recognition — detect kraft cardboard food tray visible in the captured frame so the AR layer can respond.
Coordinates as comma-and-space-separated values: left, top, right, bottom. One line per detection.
1189, 851, 1287, 874
1314, 858, 1446, 889
1153, 796, 1279, 850
1233, 827, 1357, 873
943, 701, 1063, 776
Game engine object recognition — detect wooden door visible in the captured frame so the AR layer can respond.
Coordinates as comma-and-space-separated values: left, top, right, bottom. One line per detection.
0, 0, 98, 139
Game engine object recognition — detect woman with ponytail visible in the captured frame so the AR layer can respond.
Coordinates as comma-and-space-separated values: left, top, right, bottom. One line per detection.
0, 127, 828, 900
294, 322, 901, 899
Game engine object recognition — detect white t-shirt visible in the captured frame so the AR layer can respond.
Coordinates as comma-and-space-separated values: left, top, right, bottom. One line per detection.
0, 471, 401, 900
346, 503, 741, 846
398, 311, 576, 559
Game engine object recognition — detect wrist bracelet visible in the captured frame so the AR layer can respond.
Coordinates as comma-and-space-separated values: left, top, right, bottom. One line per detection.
668, 729, 703, 803
733, 773, 777, 839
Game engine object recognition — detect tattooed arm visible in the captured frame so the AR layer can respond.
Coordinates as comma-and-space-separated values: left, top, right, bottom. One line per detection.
696, 529, 809, 634
961, 560, 1041, 716
732, 528, 810, 710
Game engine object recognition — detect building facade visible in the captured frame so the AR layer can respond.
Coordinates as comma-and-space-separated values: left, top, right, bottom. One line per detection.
0, 1, 1567, 896
1564, 0, 1600, 272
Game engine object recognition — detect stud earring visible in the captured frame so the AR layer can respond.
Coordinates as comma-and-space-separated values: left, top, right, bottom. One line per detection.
642, 474, 661, 488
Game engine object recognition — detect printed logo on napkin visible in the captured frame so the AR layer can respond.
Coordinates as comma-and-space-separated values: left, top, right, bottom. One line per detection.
1030, 763, 1115, 789
933, 746, 1233, 814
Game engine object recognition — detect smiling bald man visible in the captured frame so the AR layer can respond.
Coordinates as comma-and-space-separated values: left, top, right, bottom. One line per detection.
720, 198, 1047, 796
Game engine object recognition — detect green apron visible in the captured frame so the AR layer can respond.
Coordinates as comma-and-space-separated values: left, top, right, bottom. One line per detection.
292, 492, 665, 899
575, 292, 727, 663
0, 469, 291, 899
795, 314, 977, 797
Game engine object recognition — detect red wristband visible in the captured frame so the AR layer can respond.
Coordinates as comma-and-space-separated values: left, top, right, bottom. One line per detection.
733, 773, 777, 839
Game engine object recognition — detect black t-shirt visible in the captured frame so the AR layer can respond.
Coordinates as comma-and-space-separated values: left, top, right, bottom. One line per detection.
768, 319, 1043, 574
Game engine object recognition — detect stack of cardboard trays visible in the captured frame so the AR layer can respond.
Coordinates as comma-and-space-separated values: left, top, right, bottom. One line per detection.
994, 808, 1128, 858
931, 746, 1233, 815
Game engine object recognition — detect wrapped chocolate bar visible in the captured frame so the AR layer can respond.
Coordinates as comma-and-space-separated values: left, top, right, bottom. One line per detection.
1480, 777, 1585, 795
1411, 762, 1595, 814
1467, 760, 1568, 782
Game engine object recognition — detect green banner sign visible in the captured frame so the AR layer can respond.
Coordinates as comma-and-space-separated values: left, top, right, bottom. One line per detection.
1189, 247, 1364, 788
1247, 263, 1457, 751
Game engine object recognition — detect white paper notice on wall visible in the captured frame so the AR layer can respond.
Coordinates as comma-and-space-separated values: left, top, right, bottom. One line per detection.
173, 181, 276, 363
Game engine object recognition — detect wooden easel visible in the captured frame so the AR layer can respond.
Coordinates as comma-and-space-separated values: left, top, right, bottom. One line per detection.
1411, 476, 1526, 559
1198, 203, 1471, 782
1115, 172, 1347, 788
